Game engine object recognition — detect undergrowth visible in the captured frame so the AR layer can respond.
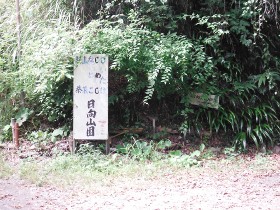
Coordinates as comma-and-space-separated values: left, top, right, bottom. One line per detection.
0, 142, 276, 191
0, 153, 13, 178
15, 142, 203, 188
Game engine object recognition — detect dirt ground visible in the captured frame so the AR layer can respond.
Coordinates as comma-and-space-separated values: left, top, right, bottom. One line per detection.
1, 155, 280, 210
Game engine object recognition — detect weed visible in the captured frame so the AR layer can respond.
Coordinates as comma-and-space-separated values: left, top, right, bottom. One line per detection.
77, 143, 102, 156
252, 154, 271, 170
19, 160, 42, 183
224, 147, 239, 157
27, 130, 51, 147
116, 139, 172, 161
0, 153, 12, 178
167, 150, 201, 168
201, 150, 215, 159
149, 131, 169, 141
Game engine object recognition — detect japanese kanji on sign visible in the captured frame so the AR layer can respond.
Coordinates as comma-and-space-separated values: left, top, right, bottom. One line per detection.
73, 54, 108, 140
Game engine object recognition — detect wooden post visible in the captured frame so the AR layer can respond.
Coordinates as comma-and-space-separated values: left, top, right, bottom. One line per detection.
105, 139, 110, 155
11, 118, 19, 148
11, 118, 16, 145
14, 123, 19, 148
72, 139, 76, 154
147, 116, 157, 135
152, 118, 156, 135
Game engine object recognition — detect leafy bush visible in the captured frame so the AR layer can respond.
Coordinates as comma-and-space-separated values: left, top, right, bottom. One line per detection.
0, 125, 12, 143
80, 18, 215, 101
1, 0, 280, 151
0, 0, 77, 133
171, 0, 280, 150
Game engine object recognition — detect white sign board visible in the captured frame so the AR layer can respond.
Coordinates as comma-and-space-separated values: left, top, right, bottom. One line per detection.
73, 54, 108, 140
190, 93, 219, 109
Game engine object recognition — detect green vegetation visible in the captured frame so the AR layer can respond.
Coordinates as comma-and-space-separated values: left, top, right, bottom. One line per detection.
0, 146, 275, 189
1, 0, 280, 152
0, 154, 13, 178
15, 144, 203, 188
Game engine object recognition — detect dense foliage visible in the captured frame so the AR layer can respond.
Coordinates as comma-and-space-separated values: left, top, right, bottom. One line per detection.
0, 0, 280, 150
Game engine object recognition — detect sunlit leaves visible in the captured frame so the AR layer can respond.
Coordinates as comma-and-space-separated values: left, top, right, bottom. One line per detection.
81, 20, 215, 103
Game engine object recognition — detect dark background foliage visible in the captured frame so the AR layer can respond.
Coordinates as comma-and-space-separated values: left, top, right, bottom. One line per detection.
0, 0, 280, 150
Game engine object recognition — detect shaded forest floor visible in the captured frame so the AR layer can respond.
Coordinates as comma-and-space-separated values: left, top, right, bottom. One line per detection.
0, 139, 280, 209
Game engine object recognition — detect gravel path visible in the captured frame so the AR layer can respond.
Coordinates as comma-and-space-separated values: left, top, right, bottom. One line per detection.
1, 160, 280, 210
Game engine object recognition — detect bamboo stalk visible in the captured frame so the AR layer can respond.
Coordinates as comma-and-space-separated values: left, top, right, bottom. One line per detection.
15, 0, 21, 57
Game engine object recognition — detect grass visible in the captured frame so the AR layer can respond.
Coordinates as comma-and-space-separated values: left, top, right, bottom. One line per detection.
0, 152, 13, 178
1, 145, 279, 192
17, 153, 185, 190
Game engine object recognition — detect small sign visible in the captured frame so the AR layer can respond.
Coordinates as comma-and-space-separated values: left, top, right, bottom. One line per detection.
73, 54, 108, 140
190, 93, 219, 109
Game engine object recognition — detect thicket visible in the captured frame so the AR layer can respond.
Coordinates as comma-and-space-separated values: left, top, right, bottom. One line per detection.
0, 0, 280, 151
